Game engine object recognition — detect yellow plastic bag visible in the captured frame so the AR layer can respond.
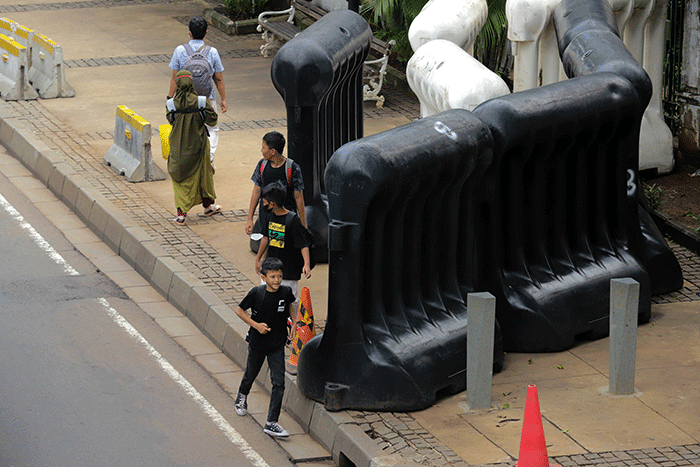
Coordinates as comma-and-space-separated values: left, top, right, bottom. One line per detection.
159, 123, 172, 160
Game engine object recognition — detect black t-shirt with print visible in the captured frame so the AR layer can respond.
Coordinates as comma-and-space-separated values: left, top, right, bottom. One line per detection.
262, 212, 310, 281
239, 284, 295, 352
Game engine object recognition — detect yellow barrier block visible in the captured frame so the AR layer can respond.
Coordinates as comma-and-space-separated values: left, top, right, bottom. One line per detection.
0, 33, 24, 57
0, 18, 33, 41
32, 32, 55, 54
115, 105, 150, 132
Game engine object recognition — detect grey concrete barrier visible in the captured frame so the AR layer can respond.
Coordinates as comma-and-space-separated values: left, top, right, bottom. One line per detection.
609, 278, 639, 395
0, 33, 37, 100
0, 18, 74, 99
104, 105, 166, 182
29, 32, 75, 98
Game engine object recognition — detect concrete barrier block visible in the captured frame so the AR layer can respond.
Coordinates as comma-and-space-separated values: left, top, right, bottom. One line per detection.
0, 33, 37, 100
151, 256, 185, 298
308, 401, 354, 452
104, 105, 166, 182
0, 18, 34, 49
29, 32, 75, 99
168, 270, 203, 314
203, 304, 237, 348
332, 423, 383, 467
186, 285, 224, 329
222, 322, 249, 369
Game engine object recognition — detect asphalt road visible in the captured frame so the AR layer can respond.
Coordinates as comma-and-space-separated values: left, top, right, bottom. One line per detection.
0, 171, 294, 466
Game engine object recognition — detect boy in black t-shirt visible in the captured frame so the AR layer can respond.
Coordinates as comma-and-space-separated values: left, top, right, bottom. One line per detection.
254, 181, 312, 307
234, 257, 296, 438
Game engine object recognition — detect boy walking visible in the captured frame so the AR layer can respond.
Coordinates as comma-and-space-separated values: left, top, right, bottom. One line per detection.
255, 181, 312, 302
235, 257, 296, 437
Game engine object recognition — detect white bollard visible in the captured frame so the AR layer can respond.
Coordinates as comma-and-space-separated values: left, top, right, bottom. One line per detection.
408, 0, 488, 53
466, 292, 496, 410
104, 105, 166, 183
609, 278, 639, 395
407, 39, 510, 118
0, 33, 37, 100
29, 32, 75, 98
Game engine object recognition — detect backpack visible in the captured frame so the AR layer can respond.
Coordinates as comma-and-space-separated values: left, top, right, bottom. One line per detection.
285, 212, 316, 270
166, 95, 209, 136
183, 43, 213, 97
260, 157, 294, 187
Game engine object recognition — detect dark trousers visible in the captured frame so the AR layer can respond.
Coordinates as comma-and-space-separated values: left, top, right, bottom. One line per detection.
238, 345, 285, 423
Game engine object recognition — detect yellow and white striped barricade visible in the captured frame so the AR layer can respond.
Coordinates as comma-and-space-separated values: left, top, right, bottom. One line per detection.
0, 33, 37, 100
104, 105, 166, 182
0, 18, 33, 49
29, 32, 75, 98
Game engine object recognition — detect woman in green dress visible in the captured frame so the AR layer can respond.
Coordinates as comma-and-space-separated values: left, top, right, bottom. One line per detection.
167, 70, 221, 225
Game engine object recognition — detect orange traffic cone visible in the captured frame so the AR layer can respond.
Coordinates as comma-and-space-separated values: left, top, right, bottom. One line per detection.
288, 287, 316, 367
515, 384, 559, 467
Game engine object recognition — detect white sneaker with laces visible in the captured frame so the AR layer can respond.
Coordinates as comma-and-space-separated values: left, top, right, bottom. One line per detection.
263, 421, 289, 438
235, 393, 247, 416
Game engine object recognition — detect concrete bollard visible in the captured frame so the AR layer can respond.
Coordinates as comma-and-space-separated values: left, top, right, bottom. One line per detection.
104, 105, 166, 182
407, 39, 510, 118
0, 33, 37, 100
609, 278, 639, 395
466, 292, 496, 409
29, 32, 75, 99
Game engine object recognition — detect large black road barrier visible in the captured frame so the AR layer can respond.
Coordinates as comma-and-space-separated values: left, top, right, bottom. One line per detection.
297, 110, 503, 412
271, 10, 372, 262
297, 0, 683, 412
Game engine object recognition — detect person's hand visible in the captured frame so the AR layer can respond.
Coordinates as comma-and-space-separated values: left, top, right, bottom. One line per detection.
254, 322, 270, 334
302, 264, 311, 279
255, 258, 262, 275
245, 219, 254, 235
220, 99, 228, 113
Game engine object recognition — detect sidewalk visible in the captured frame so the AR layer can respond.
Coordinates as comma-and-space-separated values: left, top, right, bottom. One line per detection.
1, 0, 699, 466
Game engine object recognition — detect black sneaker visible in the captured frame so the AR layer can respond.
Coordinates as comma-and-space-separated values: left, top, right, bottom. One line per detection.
263, 421, 289, 438
235, 393, 247, 416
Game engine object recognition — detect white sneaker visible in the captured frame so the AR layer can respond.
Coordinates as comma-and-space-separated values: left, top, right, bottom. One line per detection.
235, 393, 247, 416
263, 421, 289, 438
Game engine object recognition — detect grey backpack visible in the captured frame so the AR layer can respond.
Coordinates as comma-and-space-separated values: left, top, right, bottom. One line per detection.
183, 43, 213, 97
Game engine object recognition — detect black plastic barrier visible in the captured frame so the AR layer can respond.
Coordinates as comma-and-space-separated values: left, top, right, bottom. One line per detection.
552, 0, 683, 296
296, 0, 683, 412
271, 10, 372, 261
297, 111, 502, 412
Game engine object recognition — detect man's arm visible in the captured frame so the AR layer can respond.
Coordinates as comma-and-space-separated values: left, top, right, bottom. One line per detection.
293, 190, 306, 227
168, 69, 178, 98
236, 306, 270, 334
213, 72, 227, 113
245, 184, 262, 235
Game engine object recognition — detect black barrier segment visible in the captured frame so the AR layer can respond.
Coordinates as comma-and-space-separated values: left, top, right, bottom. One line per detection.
473, 73, 651, 352
554, 0, 682, 295
297, 110, 500, 412
271, 10, 372, 262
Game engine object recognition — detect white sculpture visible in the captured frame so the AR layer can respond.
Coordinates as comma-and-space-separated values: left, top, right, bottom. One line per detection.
408, 0, 488, 53
407, 39, 511, 118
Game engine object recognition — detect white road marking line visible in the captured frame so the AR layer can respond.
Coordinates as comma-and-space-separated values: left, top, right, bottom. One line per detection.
0, 193, 79, 276
96, 297, 270, 467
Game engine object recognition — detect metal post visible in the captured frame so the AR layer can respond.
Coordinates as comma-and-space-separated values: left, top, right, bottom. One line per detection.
466, 292, 495, 409
609, 278, 639, 395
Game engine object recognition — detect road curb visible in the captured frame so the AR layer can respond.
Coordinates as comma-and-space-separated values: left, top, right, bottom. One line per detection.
651, 210, 700, 256
0, 101, 385, 467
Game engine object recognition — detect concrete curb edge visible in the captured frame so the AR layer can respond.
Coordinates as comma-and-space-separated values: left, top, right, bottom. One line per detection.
0, 102, 384, 467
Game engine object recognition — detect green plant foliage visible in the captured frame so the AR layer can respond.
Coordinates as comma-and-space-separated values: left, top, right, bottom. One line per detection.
643, 182, 664, 211
223, 0, 270, 19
